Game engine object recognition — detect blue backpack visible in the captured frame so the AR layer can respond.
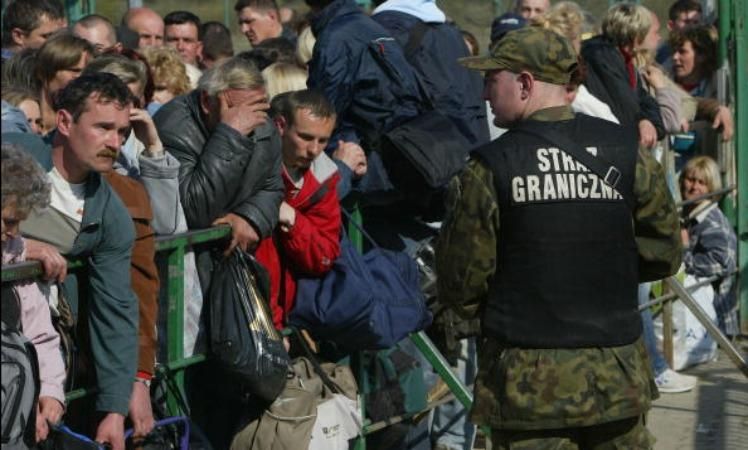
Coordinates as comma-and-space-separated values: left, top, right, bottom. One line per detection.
289, 221, 431, 351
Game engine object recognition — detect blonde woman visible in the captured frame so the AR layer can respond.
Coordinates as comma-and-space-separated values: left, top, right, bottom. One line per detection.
141, 46, 192, 110
680, 156, 738, 337
262, 61, 308, 99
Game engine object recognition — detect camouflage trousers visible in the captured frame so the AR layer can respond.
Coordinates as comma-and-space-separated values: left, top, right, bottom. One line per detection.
491, 414, 655, 449
471, 336, 658, 431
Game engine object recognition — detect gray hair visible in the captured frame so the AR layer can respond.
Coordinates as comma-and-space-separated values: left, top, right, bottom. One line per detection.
198, 56, 264, 98
1, 143, 50, 215
84, 54, 148, 92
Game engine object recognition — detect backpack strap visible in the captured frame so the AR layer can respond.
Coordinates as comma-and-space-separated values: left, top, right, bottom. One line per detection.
1, 283, 22, 332
512, 122, 636, 212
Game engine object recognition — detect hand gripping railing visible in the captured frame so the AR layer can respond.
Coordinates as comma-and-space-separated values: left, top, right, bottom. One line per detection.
1, 223, 476, 449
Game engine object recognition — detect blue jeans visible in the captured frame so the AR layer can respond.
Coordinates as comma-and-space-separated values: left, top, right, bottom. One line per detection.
639, 283, 669, 376
431, 338, 477, 450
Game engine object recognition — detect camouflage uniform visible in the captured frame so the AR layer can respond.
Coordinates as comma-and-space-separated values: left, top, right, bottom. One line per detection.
436, 27, 682, 449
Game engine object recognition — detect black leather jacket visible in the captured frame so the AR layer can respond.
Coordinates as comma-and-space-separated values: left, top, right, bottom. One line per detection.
154, 90, 283, 235
154, 91, 284, 291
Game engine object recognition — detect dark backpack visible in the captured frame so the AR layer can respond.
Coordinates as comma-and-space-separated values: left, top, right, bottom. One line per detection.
357, 36, 471, 217
1, 284, 40, 449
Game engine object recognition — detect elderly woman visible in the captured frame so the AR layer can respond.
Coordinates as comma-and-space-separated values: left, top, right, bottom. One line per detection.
1, 143, 66, 443
34, 33, 93, 135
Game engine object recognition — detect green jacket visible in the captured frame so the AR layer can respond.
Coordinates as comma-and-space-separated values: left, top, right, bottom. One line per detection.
5, 132, 138, 415
435, 106, 682, 429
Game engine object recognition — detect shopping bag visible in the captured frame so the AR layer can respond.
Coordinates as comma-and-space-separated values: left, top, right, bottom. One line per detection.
208, 250, 290, 403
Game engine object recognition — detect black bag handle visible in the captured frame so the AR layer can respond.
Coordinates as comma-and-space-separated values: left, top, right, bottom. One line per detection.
291, 327, 343, 395
512, 123, 636, 212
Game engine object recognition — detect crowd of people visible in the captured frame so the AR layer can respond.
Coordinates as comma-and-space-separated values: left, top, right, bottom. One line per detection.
0, 0, 739, 449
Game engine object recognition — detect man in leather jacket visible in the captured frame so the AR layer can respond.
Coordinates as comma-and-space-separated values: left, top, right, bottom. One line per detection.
153, 56, 284, 448
153, 56, 284, 291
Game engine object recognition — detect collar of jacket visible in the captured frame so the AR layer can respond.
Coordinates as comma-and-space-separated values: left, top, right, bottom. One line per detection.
311, 0, 360, 38
186, 90, 276, 142
525, 105, 575, 122
6, 131, 109, 238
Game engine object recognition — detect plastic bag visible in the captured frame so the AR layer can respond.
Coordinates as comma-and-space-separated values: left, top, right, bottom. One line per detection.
654, 274, 718, 370
208, 250, 290, 404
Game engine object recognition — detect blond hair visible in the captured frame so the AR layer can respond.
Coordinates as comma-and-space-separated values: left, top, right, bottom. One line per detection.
296, 25, 316, 67
680, 155, 722, 195
602, 3, 651, 48
536, 1, 585, 49
142, 46, 191, 97
262, 62, 308, 99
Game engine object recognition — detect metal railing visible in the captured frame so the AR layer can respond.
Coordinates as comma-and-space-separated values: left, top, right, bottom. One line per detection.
1, 225, 474, 448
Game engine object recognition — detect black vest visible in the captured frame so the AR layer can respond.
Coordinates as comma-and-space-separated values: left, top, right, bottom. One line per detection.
474, 114, 640, 348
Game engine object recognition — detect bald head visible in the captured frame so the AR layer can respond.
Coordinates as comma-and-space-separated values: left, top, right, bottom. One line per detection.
73, 14, 118, 54
123, 7, 164, 49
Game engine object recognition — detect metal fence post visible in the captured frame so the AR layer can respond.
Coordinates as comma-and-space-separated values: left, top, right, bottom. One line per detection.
166, 245, 186, 415
733, 0, 748, 335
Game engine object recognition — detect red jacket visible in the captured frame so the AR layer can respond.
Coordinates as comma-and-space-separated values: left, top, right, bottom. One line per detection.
256, 153, 341, 329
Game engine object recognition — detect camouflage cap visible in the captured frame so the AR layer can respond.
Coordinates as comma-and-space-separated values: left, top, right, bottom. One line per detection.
460, 27, 577, 85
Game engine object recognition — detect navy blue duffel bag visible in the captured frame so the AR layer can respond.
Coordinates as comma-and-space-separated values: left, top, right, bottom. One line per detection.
289, 225, 431, 351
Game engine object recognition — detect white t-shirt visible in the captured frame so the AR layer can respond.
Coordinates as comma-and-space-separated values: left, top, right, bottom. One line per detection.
48, 166, 85, 224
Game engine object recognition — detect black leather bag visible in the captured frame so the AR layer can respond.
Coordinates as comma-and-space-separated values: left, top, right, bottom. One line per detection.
207, 250, 290, 404
380, 110, 470, 198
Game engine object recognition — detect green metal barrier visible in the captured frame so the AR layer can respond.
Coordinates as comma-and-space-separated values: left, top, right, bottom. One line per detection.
1, 224, 474, 445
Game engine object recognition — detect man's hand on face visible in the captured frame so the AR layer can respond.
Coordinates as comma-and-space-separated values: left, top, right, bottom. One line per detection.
130, 108, 163, 156
212, 212, 261, 256
24, 239, 67, 282
95, 412, 125, 450
218, 89, 270, 136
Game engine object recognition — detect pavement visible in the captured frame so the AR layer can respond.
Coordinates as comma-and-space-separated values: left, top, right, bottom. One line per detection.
648, 341, 748, 450
472, 340, 748, 450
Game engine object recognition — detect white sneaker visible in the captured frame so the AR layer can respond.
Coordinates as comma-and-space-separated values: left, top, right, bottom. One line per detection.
655, 369, 698, 393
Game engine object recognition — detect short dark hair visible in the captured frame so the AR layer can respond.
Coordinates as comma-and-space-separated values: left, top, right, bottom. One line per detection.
164, 11, 203, 40
201, 21, 234, 61
668, 0, 702, 21
236, 37, 296, 71
75, 14, 117, 46
669, 25, 717, 78
53, 72, 134, 121
271, 89, 336, 127
2, 0, 65, 47
234, 0, 279, 14
304, 0, 334, 10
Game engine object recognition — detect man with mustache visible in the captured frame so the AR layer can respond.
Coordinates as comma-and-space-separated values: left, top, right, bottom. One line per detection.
4, 73, 143, 450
